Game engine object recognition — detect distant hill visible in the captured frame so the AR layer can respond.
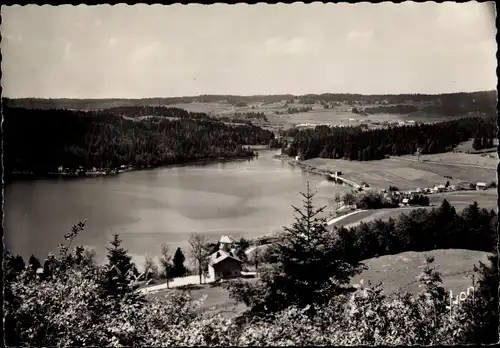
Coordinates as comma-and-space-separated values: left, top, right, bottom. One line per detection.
3, 90, 496, 112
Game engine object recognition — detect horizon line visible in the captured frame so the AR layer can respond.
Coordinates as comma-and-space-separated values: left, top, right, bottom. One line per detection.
2, 89, 497, 100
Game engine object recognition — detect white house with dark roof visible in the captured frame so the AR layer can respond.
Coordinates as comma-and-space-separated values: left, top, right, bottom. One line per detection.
476, 182, 487, 190
207, 236, 242, 281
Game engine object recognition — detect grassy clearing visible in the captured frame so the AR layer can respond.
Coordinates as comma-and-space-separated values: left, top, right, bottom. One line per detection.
429, 190, 497, 211
454, 138, 498, 154
147, 249, 491, 315
303, 158, 447, 190
303, 154, 496, 191
168, 102, 465, 129
352, 249, 492, 295
147, 280, 256, 318
329, 190, 496, 230
397, 152, 497, 168
331, 208, 432, 229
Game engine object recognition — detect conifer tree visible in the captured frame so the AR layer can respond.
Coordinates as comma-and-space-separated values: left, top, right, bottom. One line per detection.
172, 247, 187, 278
103, 233, 136, 298
28, 255, 41, 272
239, 182, 365, 315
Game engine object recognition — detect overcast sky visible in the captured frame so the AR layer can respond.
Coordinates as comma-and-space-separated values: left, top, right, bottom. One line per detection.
1, 3, 497, 98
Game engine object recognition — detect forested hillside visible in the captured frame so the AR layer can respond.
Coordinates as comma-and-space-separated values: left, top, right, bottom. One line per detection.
3, 90, 496, 112
3, 106, 274, 176
282, 115, 496, 161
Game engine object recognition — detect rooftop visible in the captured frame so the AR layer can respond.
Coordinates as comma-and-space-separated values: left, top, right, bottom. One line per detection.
220, 235, 235, 244
209, 249, 242, 266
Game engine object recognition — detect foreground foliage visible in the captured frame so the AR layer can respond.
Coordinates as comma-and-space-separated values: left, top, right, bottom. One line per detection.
4, 187, 498, 346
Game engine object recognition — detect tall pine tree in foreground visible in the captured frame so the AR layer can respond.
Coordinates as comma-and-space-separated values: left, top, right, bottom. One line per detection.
103, 233, 138, 299
227, 182, 365, 317
270, 181, 365, 312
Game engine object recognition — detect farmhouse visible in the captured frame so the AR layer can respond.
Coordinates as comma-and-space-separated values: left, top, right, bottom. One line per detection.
207, 236, 243, 282
476, 182, 487, 190
436, 184, 446, 192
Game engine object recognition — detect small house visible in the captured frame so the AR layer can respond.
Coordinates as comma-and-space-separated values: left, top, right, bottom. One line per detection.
476, 182, 487, 190
208, 249, 242, 282
437, 184, 446, 192
401, 198, 409, 206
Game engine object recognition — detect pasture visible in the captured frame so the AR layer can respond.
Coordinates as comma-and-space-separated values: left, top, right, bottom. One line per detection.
453, 138, 498, 154
329, 190, 496, 230
168, 101, 465, 130
397, 152, 498, 168
352, 249, 492, 296
147, 281, 252, 319
147, 249, 491, 317
330, 207, 432, 229
303, 153, 496, 191
429, 190, 497, 211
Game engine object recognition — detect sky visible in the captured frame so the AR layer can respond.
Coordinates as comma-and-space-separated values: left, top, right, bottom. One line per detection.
1, 2, 497, 98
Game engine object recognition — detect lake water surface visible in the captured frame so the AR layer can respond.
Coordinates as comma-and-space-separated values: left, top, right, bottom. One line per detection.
4, 150, 350, 268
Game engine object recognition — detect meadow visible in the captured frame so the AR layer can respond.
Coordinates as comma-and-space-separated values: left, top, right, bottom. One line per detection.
168, 101, 466, 130
148, 281, 250, 319
147, 248, 492, 319
351, 249, 492, 295
303, 153, 496, 191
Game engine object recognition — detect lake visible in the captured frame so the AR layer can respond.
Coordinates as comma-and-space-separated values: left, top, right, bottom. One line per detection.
4, 150, 350, 269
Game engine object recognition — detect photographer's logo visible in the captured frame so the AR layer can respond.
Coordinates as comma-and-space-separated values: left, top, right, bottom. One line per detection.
445, 286, 474, 321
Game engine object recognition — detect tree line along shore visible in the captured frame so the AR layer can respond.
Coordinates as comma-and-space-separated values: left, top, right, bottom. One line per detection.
3, 105, 274, 180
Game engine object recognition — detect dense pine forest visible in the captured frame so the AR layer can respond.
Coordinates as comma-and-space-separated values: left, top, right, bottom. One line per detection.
3, 106, 275, 177
280, 114, 496, 161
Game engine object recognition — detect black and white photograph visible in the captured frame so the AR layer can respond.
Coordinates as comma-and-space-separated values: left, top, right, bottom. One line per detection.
2, 2, 498, 346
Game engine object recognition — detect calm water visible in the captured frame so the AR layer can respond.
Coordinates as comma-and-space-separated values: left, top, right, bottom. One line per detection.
4, 150, 350, 267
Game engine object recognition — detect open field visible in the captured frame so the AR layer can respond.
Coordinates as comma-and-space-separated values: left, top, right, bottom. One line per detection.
167, 101, 472, 130
147, 281, 254, 318
328, 190, 496, 230
329, 207, 432, 229
146, 249, 491, 316
303, 153, 496, 191
454, 138, 499, 154
397, 151, 498, 168
352, 249, 492, 295
429, 190, 497, 211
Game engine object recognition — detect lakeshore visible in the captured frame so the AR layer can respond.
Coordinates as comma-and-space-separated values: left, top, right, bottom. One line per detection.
275, 153, 361, 189
6, 152, 263, 182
